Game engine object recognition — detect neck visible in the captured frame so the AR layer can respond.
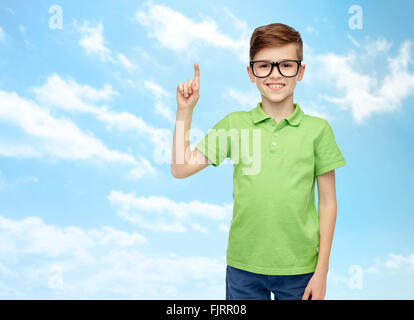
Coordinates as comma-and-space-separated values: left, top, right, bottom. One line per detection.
261, 94, 295, 122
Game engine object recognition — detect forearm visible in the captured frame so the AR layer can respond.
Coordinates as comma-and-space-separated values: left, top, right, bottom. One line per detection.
315, 203, 337, 275
171, 108, 194, 176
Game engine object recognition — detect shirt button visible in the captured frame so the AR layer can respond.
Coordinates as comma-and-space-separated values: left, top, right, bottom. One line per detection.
274, 132, 278, 136
271, 141, 277, 146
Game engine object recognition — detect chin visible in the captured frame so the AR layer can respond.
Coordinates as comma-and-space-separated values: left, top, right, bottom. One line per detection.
263, 94, 287, 103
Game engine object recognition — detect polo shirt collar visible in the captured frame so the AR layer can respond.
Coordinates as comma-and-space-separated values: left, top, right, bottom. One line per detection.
251, 102, 304, 126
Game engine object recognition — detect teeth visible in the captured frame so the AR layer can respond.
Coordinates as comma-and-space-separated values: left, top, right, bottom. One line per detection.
268, 84, 284, 89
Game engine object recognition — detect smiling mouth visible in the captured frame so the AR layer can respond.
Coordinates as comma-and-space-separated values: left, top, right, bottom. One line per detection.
266, 83, 286, 92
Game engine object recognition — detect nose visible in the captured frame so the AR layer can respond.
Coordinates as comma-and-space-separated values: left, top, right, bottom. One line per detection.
268, 63, 283, 78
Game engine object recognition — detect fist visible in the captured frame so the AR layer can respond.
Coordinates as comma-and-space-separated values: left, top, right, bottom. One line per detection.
177, 63, 200, 110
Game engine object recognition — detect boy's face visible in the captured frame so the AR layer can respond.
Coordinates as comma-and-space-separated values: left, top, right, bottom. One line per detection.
247, 43, 305, 105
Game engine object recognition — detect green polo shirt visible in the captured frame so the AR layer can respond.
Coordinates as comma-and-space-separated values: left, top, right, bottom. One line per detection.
195, 102, 346, 275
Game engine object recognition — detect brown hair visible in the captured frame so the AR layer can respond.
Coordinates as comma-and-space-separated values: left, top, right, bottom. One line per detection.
249, 23, 303, 61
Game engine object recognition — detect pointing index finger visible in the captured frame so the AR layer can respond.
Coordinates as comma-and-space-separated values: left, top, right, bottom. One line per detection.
194, 63, 200, 85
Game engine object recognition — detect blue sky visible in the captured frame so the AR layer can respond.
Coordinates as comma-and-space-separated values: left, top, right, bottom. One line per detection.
0, 0, 414, 299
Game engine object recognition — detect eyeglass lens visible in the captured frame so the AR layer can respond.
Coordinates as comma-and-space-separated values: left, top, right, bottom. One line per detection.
252, 61, 299, 77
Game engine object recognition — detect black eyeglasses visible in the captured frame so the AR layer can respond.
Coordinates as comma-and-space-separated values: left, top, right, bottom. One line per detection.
249, 59, 302, 78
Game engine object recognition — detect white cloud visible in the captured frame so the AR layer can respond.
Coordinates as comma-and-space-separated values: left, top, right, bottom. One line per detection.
327, 271, 348, 286
135, 3, 250, 62
0, 143, 40, 158
0, 215, 225, 299
324, 253, 414, 299
108, 190, 233, 233
222, 7, 249, 37
93, 108, 172, 167
300, 102, 332, 120
365, 257, 381, 274
226, 88, 260, 110
0, 262, 13, 276
17, 176, 39, 184
63, 250, 225, 299
0, 172, 39, 190
0, 216, 147, 258
191, 223, 208, 233
73, 19, 139, 72
384, 253, 414, 271
143, 80, 170, 100
143, 80, 174, 122
32, 73, 117, 113
32, 73, 165, 138
347, 33, 361, 47
111, 76, 176, 124
0, 27, 5, 41
365, 37, 392, 54
0, 89, 138, 165
31, 73, 173, 168
315, 39, 414, 123
134, 47, 169, 72
347, 34, 392, 55
116, 53, 139, 73
125, 156, 157, 180
154, 101, 175, 123
73, 19, 113, 62
363, 253, 414, 275
218, 223, 229, 233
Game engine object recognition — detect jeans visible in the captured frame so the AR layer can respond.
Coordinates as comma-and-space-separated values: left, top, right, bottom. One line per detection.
226, 265, 314, 300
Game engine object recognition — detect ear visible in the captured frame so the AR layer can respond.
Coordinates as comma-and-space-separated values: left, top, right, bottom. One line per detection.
297, 64, 305, 81
247, 65, 255, 83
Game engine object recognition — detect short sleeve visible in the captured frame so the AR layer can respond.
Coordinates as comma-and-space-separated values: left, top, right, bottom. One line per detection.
314, 120, 346, 176
195, 114, 231, 167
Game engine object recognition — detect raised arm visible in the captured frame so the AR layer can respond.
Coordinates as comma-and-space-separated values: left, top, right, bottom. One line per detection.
171, 63, 213, 178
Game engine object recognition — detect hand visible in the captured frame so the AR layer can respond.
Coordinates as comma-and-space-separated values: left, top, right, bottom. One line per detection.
176, 63, 200, 110
301, 272, 327, 300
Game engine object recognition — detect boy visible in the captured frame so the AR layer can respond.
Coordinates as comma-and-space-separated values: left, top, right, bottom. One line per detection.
171, 23, 346, 300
